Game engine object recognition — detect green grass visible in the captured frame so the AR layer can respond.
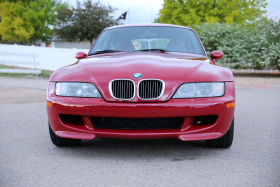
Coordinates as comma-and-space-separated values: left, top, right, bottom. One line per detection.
0, 64, 12, 69
0, 64, 53, 78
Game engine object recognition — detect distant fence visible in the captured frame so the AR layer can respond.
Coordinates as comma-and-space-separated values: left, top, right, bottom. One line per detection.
0, 51, 41, 76
0, 44, 88, 71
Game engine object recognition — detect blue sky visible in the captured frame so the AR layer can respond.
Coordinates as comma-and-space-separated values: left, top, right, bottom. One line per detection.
266, 0, 280, 19
64, 0, 280, 23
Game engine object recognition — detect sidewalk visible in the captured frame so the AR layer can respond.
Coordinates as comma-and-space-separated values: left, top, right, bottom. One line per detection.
232, 70, 280, 77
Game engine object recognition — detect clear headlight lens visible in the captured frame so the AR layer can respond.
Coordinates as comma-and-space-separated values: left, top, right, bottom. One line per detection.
55, 82, 101, 98
173, 82, 225, 98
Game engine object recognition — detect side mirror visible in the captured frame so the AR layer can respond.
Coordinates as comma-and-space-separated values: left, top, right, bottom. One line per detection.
75, 52, 87, 60
210, 51, 224, 64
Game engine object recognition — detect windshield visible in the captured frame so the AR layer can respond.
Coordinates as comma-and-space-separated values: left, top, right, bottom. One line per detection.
89, 26, 205, 56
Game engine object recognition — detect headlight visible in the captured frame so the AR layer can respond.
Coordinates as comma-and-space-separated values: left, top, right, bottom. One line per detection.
173, 82, 225, 98
55, 82, 101, 98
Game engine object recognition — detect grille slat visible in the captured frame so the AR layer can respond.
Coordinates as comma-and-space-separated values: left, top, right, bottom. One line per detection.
138, 80, 164, 100
120, 81, 122, 98
110, 80, 134, 100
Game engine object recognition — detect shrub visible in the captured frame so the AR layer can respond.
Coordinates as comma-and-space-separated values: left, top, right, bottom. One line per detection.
195, 20, 280, 70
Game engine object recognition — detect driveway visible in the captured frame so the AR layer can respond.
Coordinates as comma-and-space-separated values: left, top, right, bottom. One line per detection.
0, 77, 279, 187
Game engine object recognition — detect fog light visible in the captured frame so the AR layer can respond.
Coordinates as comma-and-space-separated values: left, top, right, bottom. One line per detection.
193, 115, 218, 125
59, 114, 83, 125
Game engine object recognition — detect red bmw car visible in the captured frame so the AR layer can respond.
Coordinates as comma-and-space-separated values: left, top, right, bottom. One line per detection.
47, 24, 235, 148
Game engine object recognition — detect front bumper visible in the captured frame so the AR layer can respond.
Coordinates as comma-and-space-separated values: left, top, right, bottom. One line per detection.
47, 82, 235, 141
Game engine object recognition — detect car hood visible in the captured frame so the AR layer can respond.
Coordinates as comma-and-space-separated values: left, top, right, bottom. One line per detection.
50, 52, 234, 102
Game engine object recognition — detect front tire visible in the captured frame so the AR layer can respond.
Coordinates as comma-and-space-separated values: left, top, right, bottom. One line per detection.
49, 124, 81, 147
205, 118, 234, 148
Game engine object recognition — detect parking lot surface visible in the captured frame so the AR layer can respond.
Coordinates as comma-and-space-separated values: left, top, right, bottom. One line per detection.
0, 77, 279, 187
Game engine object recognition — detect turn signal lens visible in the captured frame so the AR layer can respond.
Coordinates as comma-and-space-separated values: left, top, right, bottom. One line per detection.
46, 101, 53, 107
226, 102, 235, 108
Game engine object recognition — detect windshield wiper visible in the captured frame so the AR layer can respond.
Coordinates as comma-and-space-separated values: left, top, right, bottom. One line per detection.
89, 50, 123, 56
134, 49, 168, 53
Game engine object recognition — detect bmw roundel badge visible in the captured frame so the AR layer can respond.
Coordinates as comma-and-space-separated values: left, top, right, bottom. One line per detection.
133, 73, 142, 79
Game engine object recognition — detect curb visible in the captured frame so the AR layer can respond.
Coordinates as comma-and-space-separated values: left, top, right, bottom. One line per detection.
231, 70, 280, 77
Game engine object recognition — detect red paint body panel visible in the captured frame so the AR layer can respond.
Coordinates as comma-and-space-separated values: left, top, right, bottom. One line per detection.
75, 52, 87, 60
50, 52, 233, 103
47, 24, 235, 141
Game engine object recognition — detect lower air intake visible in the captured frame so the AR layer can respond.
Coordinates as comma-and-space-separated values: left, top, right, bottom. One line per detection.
91, 117, 184, 130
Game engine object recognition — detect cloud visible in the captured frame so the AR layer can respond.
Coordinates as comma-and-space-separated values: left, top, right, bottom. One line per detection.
63, 0, 163, 23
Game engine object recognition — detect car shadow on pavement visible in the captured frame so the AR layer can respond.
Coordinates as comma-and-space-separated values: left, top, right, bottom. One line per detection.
52, 138, 224, 161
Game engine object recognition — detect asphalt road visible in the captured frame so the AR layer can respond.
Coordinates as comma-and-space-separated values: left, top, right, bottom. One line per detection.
0, 77, 279, 187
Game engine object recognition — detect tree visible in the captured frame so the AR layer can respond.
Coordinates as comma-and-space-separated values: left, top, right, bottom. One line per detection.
0, 0, 57, 44
156, 0, 267, 27
55, 0, 118, 45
